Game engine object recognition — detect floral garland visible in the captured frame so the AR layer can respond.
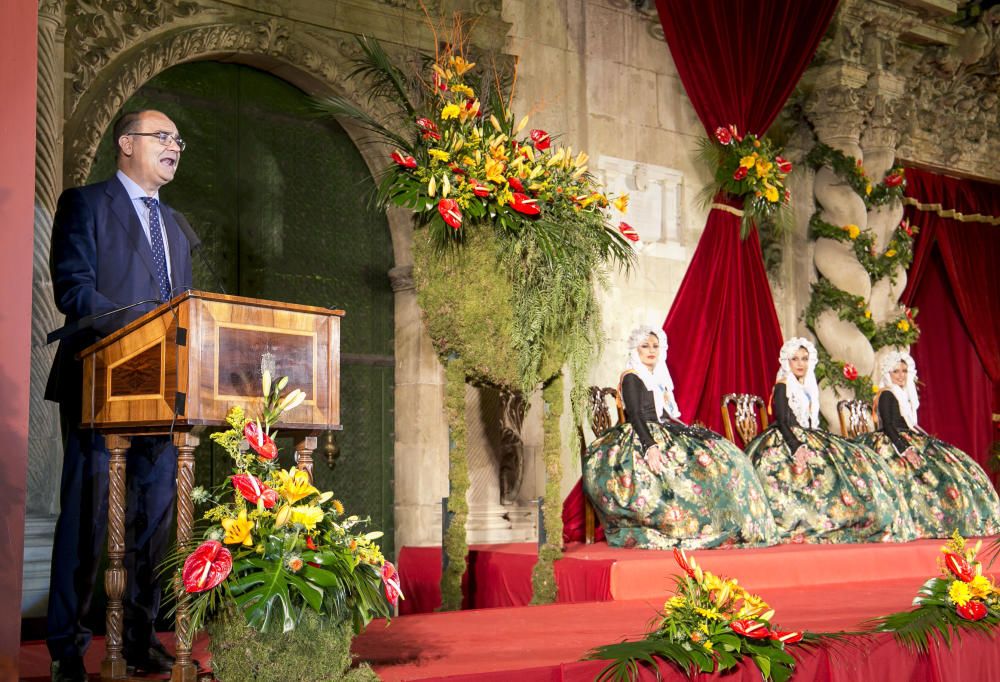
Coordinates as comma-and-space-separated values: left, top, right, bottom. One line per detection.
871, 308, 921, 349
697, 125, 793, 237
587, 549, 814, 682
874, 531, 1000, 650
179, 372, 398, 636
804, 278, 876, 339
806, 143, 906, 208
808, 214, 918, 284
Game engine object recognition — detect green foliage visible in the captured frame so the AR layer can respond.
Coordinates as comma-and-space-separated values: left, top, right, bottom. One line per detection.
441, 358, 469, 611
531, 374, 564, 604
871, 310, 921, 350
208, 607, 380, 682
804, 278, 876, 339
814, 346, 876, 399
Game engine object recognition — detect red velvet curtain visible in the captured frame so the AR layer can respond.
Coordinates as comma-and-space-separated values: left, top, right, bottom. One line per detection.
656, 0, 839, 432
902, 168, 1000, 483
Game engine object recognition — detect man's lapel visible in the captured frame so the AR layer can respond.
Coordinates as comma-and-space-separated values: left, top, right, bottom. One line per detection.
105, 176, 158, 286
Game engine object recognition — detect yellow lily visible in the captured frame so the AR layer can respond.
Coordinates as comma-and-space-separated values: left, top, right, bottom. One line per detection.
450, 55, 475, 75
740, 155, 756, 169
222, 509, 254, 546
764, 183, 779, 203
485, 158, 506, 185
613, 194, 629, 213
276, 467, 319, 504
451, 83, 474, 98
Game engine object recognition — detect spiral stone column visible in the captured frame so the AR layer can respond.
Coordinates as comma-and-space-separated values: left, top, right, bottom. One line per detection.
863, 82, 911, 375
806, 66, 874, 425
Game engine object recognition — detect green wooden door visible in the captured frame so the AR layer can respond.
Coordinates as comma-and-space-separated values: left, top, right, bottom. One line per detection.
89, 62, 396, 556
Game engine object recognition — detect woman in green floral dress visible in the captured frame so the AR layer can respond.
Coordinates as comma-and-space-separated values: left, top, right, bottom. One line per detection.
856, 351, 1000, 538
745, 338, 916, 544
583, 326, 779, 550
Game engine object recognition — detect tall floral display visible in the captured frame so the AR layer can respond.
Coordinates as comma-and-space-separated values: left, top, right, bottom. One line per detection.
318, 35, 634, 607
177, 373, 398, 681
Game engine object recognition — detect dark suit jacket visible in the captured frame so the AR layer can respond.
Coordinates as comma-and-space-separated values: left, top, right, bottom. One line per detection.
45, 175, 194, 406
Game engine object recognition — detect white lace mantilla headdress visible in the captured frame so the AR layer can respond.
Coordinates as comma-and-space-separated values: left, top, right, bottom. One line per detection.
625, 325, 680, 420
776, 337, 820, 429
879, 351, 919, 428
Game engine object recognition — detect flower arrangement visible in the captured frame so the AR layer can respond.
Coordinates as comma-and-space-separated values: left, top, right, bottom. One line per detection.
587, 549, 811, 682
697, 124, 794, 237
317, 32, 635, 608
179, 371, 399, 637
870, 307, 921, 350
874, 531, 999, 651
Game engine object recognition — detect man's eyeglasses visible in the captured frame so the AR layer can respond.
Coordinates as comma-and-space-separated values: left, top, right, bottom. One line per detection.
127, 131, 186, 151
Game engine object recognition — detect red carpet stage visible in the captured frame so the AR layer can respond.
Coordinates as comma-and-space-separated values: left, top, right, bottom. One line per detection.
19, 538, 1000, 680
397, 538, 974, 613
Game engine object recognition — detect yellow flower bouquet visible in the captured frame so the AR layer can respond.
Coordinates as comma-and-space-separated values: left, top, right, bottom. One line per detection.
874, 531, 1000, 650
177, 370, 398, 638
587, 549, 812, 682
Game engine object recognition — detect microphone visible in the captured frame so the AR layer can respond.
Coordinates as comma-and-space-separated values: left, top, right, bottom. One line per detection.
171, 208, 227, 295
46, 297, 163, 344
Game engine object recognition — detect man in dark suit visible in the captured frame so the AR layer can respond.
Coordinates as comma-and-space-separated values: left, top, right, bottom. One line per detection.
46, 110, 194, 682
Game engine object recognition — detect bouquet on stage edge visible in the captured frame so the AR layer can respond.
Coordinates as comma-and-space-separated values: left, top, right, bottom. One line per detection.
873, 531, 999, 651
177, 371, 400, 635
697, 124, 793, 238
586, 548, 811, 682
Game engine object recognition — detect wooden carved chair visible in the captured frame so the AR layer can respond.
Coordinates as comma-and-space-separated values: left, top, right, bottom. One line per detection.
720, 393, 768, 448
837, 399, 874, 438
577, 386, 624, 544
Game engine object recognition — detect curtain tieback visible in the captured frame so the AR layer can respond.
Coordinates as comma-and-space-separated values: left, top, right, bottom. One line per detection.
710, 202, 745, 217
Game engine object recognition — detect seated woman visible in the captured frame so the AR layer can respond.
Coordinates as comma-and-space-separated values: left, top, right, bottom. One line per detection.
856, 351, 1000, 538
583, 326, 779, 550
745, 338, 916, 544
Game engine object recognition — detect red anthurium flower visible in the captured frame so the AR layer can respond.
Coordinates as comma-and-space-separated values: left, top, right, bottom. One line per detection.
390, 150, 417, 170
416, 117, 441, 141
382, 561, 403, 607
182, 540, 232, 594
956, 600, 987, 621
507, 176, 524, 193
731, 619, 772, 639
770, 630, 803, 644
714, 126, 732, 145
673, 547, 696, 578
244, 421, 277, 460
776, 156, 793, 174
530, 129, 551, 150
884, 170, 904, 187
733, 166, 748, 181
843, 363, 859, 381
449, 164, 466, 176
618, 222, 639, 242
437, 199, 463, 229
944, 552, 974, 582
306, 536, 318, 551
510, 192, 540, 216
231, 473, 279, 509
469, 178, 490, 198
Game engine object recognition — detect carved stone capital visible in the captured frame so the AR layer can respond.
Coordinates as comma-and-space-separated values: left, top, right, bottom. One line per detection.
805, 65, 870, 149
389, 265, 415, 293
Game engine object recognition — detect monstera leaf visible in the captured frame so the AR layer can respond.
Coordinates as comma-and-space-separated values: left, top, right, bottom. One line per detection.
303, 550, 391, 632
229, 556, 323, 633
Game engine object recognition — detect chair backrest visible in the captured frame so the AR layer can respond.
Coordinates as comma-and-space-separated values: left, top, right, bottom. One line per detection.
837, 399, 873, 438
721, 393, 768, 447
588, 386, 624, 437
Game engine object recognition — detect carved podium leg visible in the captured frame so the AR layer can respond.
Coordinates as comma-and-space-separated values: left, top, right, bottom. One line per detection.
295, 436, 318, 481
172, 432, 200, 682
102, 435, 130, 681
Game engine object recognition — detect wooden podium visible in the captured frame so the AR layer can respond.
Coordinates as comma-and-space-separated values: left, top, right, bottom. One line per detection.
77, 291, 344, 681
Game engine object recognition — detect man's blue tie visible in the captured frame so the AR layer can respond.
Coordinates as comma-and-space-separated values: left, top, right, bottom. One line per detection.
141, 196, 172, 301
